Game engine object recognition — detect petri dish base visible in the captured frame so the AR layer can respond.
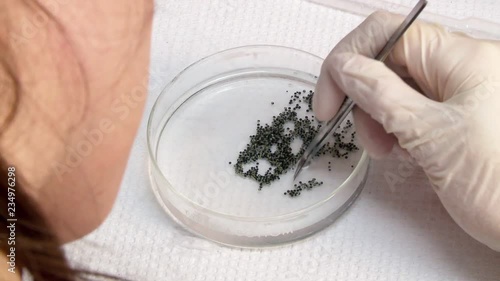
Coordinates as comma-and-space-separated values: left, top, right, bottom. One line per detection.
147, 45, 370, 248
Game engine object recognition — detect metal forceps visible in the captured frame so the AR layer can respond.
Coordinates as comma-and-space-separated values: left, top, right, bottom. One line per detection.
293, 0, 428, 180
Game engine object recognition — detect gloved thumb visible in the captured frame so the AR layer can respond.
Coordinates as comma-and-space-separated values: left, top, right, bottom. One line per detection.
323, 52, 446, 159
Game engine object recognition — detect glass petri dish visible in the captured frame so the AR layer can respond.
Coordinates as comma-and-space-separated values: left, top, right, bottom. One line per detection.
147, 45, 369, 248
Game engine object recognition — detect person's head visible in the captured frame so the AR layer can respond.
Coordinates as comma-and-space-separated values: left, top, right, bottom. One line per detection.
0, 1, 154, 280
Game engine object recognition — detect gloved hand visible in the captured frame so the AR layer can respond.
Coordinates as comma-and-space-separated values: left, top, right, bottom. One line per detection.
313, 11, 500, 251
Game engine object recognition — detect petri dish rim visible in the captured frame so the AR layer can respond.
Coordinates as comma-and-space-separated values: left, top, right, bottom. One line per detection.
146, 44, 368, 222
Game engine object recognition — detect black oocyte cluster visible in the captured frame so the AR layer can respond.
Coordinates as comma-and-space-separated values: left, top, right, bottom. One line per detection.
233, 90, 359, 197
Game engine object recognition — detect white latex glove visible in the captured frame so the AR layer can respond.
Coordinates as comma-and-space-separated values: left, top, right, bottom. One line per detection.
313, 11, 500, 251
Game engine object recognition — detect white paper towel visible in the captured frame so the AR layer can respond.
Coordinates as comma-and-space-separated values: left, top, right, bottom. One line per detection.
63, 1, 500, 280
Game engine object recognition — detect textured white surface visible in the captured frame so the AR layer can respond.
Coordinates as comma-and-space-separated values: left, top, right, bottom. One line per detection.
64, 1, 500, 280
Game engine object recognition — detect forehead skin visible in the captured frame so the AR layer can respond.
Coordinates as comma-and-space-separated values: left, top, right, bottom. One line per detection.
0, 0, 154, 243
